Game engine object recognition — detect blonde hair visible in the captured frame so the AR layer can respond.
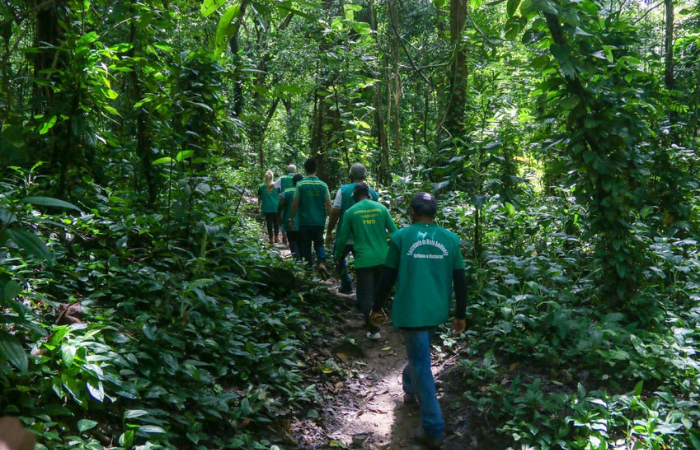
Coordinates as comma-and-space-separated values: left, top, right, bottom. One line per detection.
263, 170, 274, 188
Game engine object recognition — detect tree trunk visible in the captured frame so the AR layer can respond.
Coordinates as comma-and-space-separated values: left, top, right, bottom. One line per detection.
664, 0, 674, 89
442, 0, 468, 141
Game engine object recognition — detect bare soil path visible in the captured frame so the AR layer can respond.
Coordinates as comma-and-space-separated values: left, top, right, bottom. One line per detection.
262, 237, 483, 449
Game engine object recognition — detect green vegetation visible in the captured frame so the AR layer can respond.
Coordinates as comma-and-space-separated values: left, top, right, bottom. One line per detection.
1, 0, 700, 448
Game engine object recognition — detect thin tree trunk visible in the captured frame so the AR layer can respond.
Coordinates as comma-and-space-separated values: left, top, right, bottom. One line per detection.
441, 0, 468, 142
664, 0, 674, 88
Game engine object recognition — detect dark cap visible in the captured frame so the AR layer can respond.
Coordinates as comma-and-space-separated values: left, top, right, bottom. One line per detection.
353, 182, 370, 199
410, 192, 437, 217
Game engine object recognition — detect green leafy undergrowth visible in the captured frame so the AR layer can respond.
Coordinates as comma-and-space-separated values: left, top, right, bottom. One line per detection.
413, 187, 700, 449
1, 180, 338, 449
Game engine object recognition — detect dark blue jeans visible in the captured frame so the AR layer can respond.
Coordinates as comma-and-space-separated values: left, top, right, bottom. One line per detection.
402, 328, 444, 439
299, 225, 326, 267
333, 240, 353, 290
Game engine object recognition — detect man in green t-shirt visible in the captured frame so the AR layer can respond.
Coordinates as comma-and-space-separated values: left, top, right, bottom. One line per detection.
371, 192, 469, 449
290, 158, 332, 275
334, 183, 397, 339
279, 174, 304, 261
326, 163, 380, 294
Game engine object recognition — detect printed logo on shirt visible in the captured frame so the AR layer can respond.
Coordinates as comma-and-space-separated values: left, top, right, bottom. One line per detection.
406, 239, 449, 259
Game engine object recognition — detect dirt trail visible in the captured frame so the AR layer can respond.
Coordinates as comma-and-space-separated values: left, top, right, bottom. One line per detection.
264, 239, 480, 449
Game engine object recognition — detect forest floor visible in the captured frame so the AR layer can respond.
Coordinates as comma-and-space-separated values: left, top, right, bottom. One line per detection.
264, 237, 490, 450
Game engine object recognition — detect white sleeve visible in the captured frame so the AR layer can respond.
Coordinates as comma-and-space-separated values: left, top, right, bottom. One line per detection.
333, 188, 343, 209
273, 177, 282, 188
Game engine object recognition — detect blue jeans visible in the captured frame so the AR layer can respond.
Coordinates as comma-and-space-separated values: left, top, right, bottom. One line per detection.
299, 226, 326, 267
333, 240, 353, 289
402, 328, 444, 439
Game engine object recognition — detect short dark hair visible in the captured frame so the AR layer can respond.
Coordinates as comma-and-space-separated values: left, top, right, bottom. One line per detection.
292, 174, 304, 186
410, 192, 437, 218
304, 157, 317, 175
353, 182, 370, 200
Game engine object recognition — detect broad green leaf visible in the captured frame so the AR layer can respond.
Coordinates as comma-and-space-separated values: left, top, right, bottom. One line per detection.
5, 228, 53, 262
22, 196, 81, 211
352, 22, 371, 35
87, 379, 105, 403
214, 3, 241, 57
201, 0, 228, 17
139, 425, 165, 434
3, 280, 21, 302
77, 419, 98, 433
560, 96, 580, 110
507, 0, 521, 16
176, 150, 194, 162
471, 0, 484, 9
0, 331, 28, 372
124, 409, 149, 419
532, 0, 557, 14
76, 32, 100, 47
633, 380, 643, 396
39, 116, 57, 135
152, 157, 173, 165
61, 343, 77, 368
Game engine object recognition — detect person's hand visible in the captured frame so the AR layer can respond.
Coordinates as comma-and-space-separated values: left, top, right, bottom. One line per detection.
0, 417, 36, 450
325, 234, 334, 248
450, 318, 466, 336
369, 309, 388, 328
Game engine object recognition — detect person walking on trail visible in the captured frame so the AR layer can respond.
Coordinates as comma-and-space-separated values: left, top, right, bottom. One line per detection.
275, 164, 297, 244
333, 182, 397, 340
325, 163, 379, 294
290, 158, 332, 276
370, 192, 469, 449
280, 174, 304, 261
257, 170, 281, 244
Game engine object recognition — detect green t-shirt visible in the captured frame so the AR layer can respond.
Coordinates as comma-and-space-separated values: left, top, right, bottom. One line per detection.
336, 182, 379, 235
294, 176, 331, 227
384, 223, 465, 328
281, 187, 298, 232
334, 199, 397, 268
280, 173, 295, 192
258, 184, 280, 214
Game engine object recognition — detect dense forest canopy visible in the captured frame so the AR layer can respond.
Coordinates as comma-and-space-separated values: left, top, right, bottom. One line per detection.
1, 0, 700, 448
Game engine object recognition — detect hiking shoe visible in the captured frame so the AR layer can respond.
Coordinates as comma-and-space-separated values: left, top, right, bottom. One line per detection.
366, 331, 381, 340
338, 284, 353, 295
413, 429, 444, 449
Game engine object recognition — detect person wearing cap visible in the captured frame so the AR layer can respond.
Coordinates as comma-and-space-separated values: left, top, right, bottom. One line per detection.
275, 164, 297, 244
333, 182, 397, 339
279, 174, 304, 261
370, 192, 469, 449
290, 158, 332, 275
325, 163, 379, 294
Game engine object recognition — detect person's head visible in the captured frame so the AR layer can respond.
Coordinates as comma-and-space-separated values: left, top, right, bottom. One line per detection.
287, 164, 297, 174
292, 174, 304, 186
410, 192, 437, 223
349, 163, 367, 182
352, 182, 370, 202
304, 157, 317, 175
264, 169, 274, 187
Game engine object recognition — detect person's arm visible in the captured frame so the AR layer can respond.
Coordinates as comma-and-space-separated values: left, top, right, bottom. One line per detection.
326, 189, 343, 245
